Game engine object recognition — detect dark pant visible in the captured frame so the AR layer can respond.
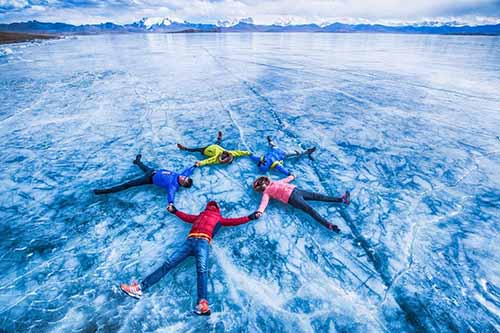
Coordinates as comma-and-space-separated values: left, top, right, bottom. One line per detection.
94, 160, 155, 194
141, 238, 209, 302
288, 189, 342, 229
182, 137, 222, 154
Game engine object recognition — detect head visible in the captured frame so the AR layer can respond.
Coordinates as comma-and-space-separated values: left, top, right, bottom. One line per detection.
253, 176, 271, 192
218, 151, 234, 164
178, 175, 193, 188
205, 201, 220, 213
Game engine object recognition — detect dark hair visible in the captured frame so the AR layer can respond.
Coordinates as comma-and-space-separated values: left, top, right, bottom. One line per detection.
219, 151, 234, 164
253, 176, 270, 191
183, 178, 193, 188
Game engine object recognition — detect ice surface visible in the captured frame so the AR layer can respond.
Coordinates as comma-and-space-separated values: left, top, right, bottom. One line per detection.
0, 33, 499, 332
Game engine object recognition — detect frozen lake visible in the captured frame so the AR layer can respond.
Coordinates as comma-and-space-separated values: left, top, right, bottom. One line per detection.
1, 33, 499, 332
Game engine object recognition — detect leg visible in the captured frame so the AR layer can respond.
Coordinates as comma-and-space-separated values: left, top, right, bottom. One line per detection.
298, 201, 339, 231
94, 174, 152, 194
141, 240, 194, 291
299, 189, 343, 203
177, 144, 207, 153
289, 191, 340, 232
215, 131, 223, 145
194, 239, 209, 302
285, 147, 316, 159
267, 136, 277, 148
133, 155, 154, 173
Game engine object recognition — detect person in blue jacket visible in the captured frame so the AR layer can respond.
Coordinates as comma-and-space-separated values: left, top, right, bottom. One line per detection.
250, 136, 316, 176
93, 155, 195, 207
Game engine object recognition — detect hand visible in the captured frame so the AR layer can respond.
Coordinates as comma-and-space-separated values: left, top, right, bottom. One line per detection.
255, 211, 263, 218
195, 161, 201, 167
177, 143, 186, 150
167, 204, 177, 213
248, 211, 261, 220
290, 174, 296, 180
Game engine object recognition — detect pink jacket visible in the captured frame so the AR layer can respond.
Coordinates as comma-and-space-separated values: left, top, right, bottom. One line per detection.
257, 175, 296, 213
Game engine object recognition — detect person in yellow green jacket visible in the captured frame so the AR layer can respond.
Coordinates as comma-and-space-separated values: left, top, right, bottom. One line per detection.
177, 131, 251, 167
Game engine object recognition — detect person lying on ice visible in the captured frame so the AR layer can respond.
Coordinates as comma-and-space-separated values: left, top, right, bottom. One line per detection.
93, 154, 194, 208
252, 175, 350, 233
249, 136, 316, 176
120, 201, 260, 316
177, 131, 251, 167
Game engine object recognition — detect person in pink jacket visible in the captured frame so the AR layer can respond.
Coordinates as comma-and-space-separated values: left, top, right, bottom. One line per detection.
253, 175, 350, 233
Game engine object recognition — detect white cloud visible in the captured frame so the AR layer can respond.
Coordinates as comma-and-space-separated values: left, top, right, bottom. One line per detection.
1, 0, 499, 25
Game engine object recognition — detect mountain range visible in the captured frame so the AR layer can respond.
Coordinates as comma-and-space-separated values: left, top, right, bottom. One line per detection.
1, 18, 499, 35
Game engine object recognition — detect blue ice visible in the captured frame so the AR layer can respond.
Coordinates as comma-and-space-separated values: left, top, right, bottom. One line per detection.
0, 33, 499, 332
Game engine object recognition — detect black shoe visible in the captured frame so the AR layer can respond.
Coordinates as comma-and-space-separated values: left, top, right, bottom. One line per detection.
133, 154, 142, 165
327, 224, 341, 233
342, 191, 350, 205
305, 147, 316, 155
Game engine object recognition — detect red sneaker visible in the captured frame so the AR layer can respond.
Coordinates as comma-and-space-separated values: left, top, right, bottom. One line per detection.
120, 281, 142, 299
194, 299, 211, 316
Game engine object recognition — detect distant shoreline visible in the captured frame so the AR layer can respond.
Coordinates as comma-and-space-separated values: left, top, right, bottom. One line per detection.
0, 31, 58, 44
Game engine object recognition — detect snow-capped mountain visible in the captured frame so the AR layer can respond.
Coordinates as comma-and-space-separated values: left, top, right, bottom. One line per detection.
1, 19, 499, 35
134, 17, 178, 29
217, 17, 254, 27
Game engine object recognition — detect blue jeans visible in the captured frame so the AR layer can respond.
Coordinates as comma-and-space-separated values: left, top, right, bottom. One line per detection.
140, 238, 209, 302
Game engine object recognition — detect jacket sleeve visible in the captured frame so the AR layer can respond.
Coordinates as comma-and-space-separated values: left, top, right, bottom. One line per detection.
249, 153, 261, 162
174, 210, 198, 224
281, 175, 295, 183
167, 187, 176, 204
181, 166, 195, 177
257, 193, 270, 213
198, 156, 219, 167
219, 215, 251, 226
229, 150, 252, 158
274, 163, 291, 176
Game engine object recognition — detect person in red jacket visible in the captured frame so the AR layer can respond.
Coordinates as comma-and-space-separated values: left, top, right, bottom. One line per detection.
120, 201, 259, 316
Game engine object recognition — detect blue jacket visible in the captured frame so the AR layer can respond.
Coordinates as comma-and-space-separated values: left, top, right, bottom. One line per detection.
250, 148, 291, 176
152, 166, 195, 204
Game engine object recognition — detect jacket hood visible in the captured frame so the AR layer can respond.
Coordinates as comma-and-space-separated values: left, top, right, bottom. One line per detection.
205, 201, 220, 213
258, 158, 272, 171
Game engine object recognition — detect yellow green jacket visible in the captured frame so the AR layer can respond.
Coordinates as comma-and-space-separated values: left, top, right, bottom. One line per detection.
198, 144, 251, 166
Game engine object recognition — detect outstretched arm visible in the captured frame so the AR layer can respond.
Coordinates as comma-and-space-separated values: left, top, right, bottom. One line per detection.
229, 150, 252, 158
219, 215, 251, 226
167, 205, 198, 223
280, 175, 295, 183
197, 156, 219, 167
167, 187, 176, 205
181, 165, 196, 177
274, 163, 291, 176
175, 211, 198, 224
249, 154, 261, 163
257, 193, 270, 214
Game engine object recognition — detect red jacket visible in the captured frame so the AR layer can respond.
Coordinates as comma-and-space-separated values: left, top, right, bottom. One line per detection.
174, 201, 250, 241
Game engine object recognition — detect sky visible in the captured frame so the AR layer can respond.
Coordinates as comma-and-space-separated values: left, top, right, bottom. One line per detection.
0, 0, 499, 25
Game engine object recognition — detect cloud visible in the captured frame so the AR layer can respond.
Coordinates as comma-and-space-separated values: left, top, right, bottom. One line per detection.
0, 0, 499, 25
